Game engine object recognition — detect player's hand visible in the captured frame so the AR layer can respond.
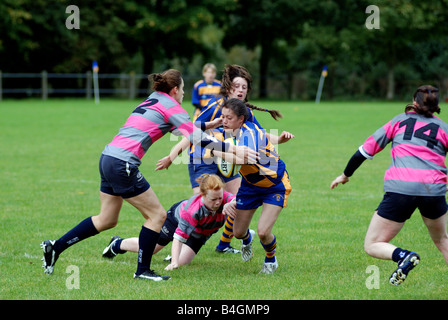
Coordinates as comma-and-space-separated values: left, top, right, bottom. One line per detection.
235, 146, 258, 164
207, 117, 223, 129
330, 174, 349, 189
155, 156, 172, 170
277, 131, 295, 144
164, 263, 179, 271
223, 200, 237, 218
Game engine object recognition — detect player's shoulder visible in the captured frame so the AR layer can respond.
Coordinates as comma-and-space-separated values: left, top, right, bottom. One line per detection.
194, 79, 206, 89
242, 120, 262, 132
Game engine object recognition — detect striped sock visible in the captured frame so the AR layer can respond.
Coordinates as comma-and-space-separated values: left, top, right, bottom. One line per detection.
216, 216, 234, 250
241, 229, 252, 245
261, 236, 277, 263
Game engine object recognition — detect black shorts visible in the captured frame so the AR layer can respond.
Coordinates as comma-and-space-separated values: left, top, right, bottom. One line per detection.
376, 192, 448, 223
99, 154, 150, 199
157, 201, 183, 246
157, 200, 207, 254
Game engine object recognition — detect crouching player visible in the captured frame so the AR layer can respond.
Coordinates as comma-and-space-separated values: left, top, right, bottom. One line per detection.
102, 174, 247, 270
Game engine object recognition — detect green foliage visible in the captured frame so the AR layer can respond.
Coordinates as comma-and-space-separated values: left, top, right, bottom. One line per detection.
0, 1, 447, 99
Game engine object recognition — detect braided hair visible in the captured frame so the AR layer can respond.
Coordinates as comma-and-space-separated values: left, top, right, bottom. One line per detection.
220, 64, 283, 121
405, 85, 440, 117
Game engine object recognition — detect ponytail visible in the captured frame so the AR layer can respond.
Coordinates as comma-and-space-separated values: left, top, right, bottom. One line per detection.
148, 69, 182, 94
405, 85, 440, 117
245, 102, 283, 121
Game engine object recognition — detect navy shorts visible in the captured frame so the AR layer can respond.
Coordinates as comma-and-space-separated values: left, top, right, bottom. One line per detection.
99, 154, 150, 199
188, 160, 240, 188
377, 192, 448, 223
236, 171, 292, 210
158, 200, 207, 254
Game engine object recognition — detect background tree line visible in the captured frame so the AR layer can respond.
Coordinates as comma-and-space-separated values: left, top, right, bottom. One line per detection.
1, 0, 448, 100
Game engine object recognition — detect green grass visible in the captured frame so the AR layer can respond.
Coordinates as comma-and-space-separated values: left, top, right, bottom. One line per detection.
1, 98, 448, 300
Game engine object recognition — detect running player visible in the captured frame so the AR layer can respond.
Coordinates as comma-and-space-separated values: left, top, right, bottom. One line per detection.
212, 98, 293, 274
331, 85, 448, 285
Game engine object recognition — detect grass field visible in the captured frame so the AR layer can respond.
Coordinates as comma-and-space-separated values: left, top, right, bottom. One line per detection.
1, 97, 448, 302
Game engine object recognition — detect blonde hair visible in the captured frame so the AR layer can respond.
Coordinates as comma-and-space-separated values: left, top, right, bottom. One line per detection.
202, 63, 217, 73
196, 174, 224, 195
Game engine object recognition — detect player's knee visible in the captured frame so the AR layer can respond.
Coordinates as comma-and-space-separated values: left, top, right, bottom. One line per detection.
152, 210, 167, 228
257, 228, 270, 243
94, 216, 118, 231
233, 228, 246, 239
363, 241, 374, 257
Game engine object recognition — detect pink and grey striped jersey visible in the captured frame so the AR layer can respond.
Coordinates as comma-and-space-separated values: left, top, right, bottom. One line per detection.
173, 191, 235, 243
102, 91, 226, 166
360, 111, 448, 196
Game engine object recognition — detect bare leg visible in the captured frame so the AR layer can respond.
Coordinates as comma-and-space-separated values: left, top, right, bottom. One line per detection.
233, 208, 256, 239
422, 214, 448, 264
364, 212, 405, 260
125, 187, 166, 231
119, 237, 165, 255
91, 192, 123, 232
257, 203, 282, 244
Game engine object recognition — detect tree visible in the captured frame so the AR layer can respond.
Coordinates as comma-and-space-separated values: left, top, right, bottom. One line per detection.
222, 0, 305, 98
361, 0, 448, 99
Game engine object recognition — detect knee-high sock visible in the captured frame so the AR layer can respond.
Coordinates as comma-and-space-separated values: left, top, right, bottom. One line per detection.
216, 216, 234, 250
54, 217, 99, 254
241, 229, 252, 245
261, 236, 277, 263
135, 226, 160, 275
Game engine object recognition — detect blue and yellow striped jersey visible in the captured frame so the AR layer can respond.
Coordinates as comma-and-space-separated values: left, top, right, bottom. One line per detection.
192, 80, 221, 108
235, 121, 286, 188
190, 97, 262, 160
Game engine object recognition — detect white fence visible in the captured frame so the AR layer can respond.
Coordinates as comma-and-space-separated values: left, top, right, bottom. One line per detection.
0, 71, 151, 100
0, 71, 297, 101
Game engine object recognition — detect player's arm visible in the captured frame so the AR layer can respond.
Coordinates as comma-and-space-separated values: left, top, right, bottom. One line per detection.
165, 107, 235, 160
212, 149, 246, 165
266, 131, 295, 144
222, 193, 237, 218
330, 119, 394, 190
155, 137, 190, 170
330, 149, 367, 189
165, 238, 182, 270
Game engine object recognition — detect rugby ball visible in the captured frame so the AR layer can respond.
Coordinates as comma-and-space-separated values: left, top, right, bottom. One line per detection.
217, 137, 241, 178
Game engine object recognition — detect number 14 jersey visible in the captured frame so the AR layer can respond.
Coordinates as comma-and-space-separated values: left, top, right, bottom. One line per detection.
360, 111, 448, 196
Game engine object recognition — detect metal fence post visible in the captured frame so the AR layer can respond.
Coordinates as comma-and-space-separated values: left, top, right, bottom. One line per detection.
41, 70, 48, 99
129, 71, 135, 100
86, 71, 92, 99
